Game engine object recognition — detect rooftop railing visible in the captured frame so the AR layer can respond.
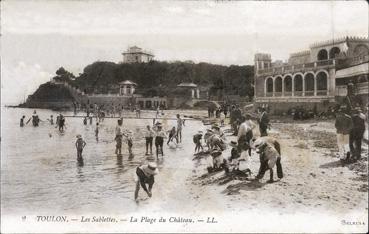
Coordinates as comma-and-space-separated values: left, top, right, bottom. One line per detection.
257, 59, 335, 76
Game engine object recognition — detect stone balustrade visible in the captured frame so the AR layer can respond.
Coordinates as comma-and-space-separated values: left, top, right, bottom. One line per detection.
257, 59, 335, 76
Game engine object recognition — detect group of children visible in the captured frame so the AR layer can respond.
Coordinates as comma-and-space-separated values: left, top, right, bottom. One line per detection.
75, 114, 186, 162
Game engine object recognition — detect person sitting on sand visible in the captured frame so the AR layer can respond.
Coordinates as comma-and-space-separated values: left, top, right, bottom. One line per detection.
75, 134, 86, 161
206, 149, 229, 173
193, 131, 204, 153
134, 162, 159, 201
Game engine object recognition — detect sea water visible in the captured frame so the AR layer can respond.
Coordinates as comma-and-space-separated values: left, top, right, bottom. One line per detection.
1, 107, 208, 214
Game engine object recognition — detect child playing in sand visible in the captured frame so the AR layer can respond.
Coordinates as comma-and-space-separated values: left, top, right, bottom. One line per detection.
75, 134, 86, 161
193, 131, 203, 153
206, 149, 228, 173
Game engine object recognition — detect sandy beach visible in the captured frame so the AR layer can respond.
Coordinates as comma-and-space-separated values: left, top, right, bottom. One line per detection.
1, 107, 368, 233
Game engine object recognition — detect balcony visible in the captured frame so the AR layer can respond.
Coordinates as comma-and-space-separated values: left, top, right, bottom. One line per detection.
304, 62, 315, 68
284, 91, 292, 96
294, 91, 303, 96
257, 59, 335, 76
305, 91, 314, 96
317, 90, 328, 96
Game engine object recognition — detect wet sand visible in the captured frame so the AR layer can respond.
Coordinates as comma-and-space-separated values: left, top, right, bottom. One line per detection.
190, 120, 368, 215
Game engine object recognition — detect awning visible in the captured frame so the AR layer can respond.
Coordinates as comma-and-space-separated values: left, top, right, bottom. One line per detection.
335, 62, 369, 79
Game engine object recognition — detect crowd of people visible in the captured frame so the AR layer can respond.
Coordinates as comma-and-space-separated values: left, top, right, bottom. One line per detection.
193, 105, 278, 184
18, 96, 366, 202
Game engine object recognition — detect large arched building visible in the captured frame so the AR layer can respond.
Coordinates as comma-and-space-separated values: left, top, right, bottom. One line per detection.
254, 36, 368, 114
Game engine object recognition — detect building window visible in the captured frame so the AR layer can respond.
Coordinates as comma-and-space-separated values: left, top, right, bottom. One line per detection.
316, 72, 328, 96
294, 75, 303, 95
266, 78, 273, 93
275, 77, 282, 93
329, 47, 340, 59
317, 49, 328, 61
284, 76, 292, 92
305, 73, 315, 96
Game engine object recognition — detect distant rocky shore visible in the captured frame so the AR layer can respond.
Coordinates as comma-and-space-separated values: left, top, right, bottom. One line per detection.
18, 82, 74, 111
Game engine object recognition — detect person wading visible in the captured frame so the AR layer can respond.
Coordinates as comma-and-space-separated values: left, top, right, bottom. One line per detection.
154, 123, 166, 158
176, 114, 184, 143
134, 162, 159, 201
144, 125, 154, 155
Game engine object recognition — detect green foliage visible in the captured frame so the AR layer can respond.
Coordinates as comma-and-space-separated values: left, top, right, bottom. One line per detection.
69, 61, 254, 97
28, 82, 74, 101
53, 66, 75, 82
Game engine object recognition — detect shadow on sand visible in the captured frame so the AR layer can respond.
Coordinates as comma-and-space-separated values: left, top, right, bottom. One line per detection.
319, 160, 343, 169
222, 180, 266, 195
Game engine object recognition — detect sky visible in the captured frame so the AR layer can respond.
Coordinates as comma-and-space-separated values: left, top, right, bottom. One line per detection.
1, 0, 368, 104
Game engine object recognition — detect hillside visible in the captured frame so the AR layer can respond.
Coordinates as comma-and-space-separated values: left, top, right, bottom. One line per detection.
19, 82, 74, 109
69, 60, 254, 98
21, 60, 254, 108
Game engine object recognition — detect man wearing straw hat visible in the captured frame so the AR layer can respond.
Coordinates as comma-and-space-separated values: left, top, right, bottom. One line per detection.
154, 122, 166, 158
134, 162, 159, 201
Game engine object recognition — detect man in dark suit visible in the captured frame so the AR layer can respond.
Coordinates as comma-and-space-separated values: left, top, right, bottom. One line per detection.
349, 107, 366, 161
258, 107, 270, 137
